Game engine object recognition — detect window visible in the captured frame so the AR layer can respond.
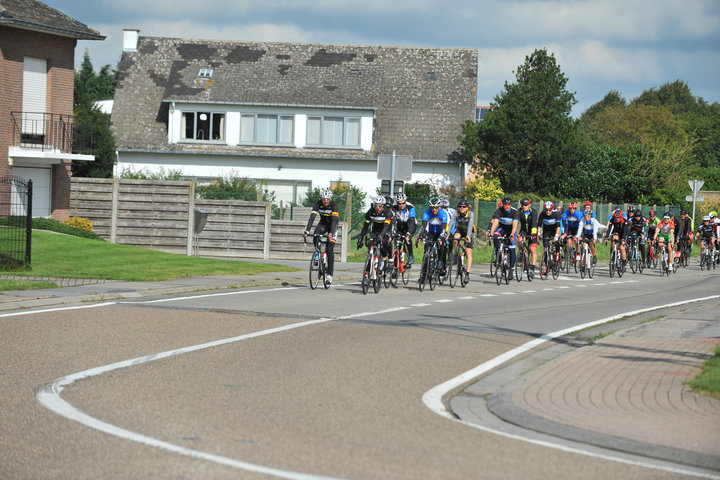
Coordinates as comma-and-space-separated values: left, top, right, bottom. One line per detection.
239, 114, 294, 145
181, 111, 225, 141
306, 116, 361, 148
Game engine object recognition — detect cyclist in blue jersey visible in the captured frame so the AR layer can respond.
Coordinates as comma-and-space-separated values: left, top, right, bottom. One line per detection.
418, 197, 450, 274
489, 197, 520, 279
392, 192, 417, 264
561, 201, 583, 263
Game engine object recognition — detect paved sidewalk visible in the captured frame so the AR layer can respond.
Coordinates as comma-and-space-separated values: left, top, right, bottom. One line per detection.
457, 300, 720, 472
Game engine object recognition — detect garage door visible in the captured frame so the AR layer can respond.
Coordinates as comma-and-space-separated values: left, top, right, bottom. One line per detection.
13, 167, 51, 217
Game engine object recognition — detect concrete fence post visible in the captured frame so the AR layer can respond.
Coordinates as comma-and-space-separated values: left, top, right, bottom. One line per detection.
340, 222, 348, 263
263, 201, 271, 260
186, 182, 195, 256
110, 178, 119, 243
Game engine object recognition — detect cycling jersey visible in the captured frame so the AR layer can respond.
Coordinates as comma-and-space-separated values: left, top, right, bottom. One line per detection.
576, 217, 604, 241
629, 215, 647, 235
607, 217, 628, 239
518, 207, 537, 236
442, 207, 457, 234
698, 223, 716, 239
393, 202, 417, 235
491, 206, 520, 236
448, 210, 475, 238
359, 206, 392, 237
422, 208, 450, 235
561, 209, 583, 235
656, 220, 675, 241
646, 216, 660, 234
306, 199, 339, 233
537, 209, 562, 238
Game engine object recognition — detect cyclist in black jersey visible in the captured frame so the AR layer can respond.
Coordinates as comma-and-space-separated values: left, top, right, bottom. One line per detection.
392, 192, 417, 264
304, 189, 339, 284
628, 209, 647, 265
517, 197, 538, 270
358, 196, 393, 270
447, 199, 475, 274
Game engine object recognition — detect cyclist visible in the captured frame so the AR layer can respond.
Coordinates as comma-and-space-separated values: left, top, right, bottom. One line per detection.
645, 210, 660, 267
537, 200, 563, 270
440, 198, 456, 267
357, 196, 393, 271
697, 215, 717, 257
627, 209, 647, 267
710, 212, 720, 263
517, 197, 538, 271
678, 209, 694, 258
489, 197, 520, 279
653, 214, 676, 269
392, 192, 417, 265
561, 201, 583, 264
604, 208, 629, 266
418, 197, 450, 276
582, 201, 597, 219
447, 199, 476, 274
303, 188, 339, 284
575, 209, 604, 264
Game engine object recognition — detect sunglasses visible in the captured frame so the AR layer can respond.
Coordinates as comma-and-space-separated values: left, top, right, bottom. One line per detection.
397, 202, 406, 205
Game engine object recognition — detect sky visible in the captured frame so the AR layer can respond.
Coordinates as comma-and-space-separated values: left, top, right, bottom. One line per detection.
49, 0, 720, 118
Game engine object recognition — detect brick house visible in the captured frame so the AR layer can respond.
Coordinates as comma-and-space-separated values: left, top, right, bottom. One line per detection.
0, 0, 103, 220
112, 31, 478, 206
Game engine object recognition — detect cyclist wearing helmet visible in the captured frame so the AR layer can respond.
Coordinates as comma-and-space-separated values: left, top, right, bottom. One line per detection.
710, 212, 720, 254
561, 201, 583, 260
697, 215, 717, 256
304, 188, 339, 284
517, 197, 538, 271
645, 210, 660, 267
604, 208, 629, 265
448, 199, 476, 274
575, 209, 604, 264
581, 200, 596, 219
358, 196, 394, 270
392, 192, 417, 264
653, 214, 676, 268
628, 209, 648, 266
537, 200, 563, 267
678, 209, 694, 256
489, 197, 520, 279
419, 197, 450, 275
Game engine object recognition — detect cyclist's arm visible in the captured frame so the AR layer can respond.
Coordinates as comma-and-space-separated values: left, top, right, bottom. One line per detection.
467, 212, 476, 241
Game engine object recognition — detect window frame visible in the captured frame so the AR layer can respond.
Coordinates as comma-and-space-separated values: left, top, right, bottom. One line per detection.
180, 111, 225, 142
239, 113, 295, 145
306, 115, 362, 148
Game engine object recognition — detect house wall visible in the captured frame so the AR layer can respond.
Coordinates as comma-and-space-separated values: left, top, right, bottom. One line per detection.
114, 151, 464, 206
0, 26, 76, 221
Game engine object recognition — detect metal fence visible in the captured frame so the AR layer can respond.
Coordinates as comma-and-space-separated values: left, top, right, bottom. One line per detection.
0, 176, 32, 268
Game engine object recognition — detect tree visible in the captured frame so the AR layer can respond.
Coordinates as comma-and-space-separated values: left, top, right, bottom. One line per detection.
462, 49, 579, 195
577, 90, 627, 144
72, 51, 118, 178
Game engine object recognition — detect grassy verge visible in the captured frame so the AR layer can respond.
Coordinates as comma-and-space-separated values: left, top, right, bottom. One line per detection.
690, 346, 720, 399
0, 279, 59, 291
5, 231, 297, 282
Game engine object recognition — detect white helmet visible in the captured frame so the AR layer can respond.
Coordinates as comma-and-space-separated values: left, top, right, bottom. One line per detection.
373, 196, 386, 207
394, 192, 407, 202
320, 189, 333, 200
428, 197, 442, 208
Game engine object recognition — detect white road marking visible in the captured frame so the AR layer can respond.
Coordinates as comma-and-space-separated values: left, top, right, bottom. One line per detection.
434, 299, 453, 303
422, 294, 720, 479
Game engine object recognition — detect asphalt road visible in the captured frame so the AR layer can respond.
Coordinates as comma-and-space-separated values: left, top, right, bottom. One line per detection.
1, 264, 718, 479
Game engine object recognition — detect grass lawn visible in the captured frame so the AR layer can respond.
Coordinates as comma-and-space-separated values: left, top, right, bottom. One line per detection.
690, 346, 720, 399
5, 231, 298, 282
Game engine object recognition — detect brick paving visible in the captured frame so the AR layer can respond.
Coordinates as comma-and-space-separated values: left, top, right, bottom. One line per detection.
512, 331, 720, 458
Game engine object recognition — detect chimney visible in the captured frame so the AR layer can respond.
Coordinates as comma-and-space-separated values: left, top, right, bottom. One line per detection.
123, 28, 139, 51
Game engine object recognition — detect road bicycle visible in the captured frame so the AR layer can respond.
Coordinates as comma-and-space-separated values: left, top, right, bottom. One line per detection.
448, 236, 470, 288
677, 235, 690, 269
659, 241, 672, 277
306, 235, 330, 290
563, 237, 578, 274
492, 236, 513, 285
418, 236, 443, 292
578, 238, 595, 279
607, 237, 625, 278
539, 237, 561, 281
646, 238, 659, 269
627, 234, 644, 274
515, 235, 534, 282
360, 237, 382, 295
388, 233, 412, 287
699, 241, 715, 271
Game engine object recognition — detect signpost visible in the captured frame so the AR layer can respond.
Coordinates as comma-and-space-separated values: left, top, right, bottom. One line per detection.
377, 151, 412, 197
687, 179, 704, 223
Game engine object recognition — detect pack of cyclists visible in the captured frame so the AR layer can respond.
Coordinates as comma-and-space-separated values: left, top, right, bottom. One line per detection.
307, 190, 718, 289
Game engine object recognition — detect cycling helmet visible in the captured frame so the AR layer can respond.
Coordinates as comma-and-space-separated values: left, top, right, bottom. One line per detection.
703, 215, 711, 222
520, 197, 531, 206
627, 205, 634, 212
441, 198, 450, 207
502, 196, 512, 205
663, 214, 671, 220
428, 197, 442, 208
649, 209, 656, 217
497, 200, 503, 208
544, 200, 555, 210
710, 211, 717, 218
394, 192, 407, 202
612, 208, 623, 218
373, 196, 386, 207
568, 201, 577, 209
633, 210, 642, 217
680, 209, 688, 215
583, 200, 592, 207
584, 210, 593, 217
320, 188, 333, 200
457, 199, 470, 207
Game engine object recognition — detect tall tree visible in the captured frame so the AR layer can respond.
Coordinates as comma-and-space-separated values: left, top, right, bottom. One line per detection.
463, 49, 578, 194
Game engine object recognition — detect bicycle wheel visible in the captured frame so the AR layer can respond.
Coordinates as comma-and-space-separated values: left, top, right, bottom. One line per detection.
503, 254, 510, 285
588, 250, 595, 278
551, 252, 560, 280
418, 252, 430, 291
361, 256, 371, 294
617, 253, 625, 278
309, 253, 320, 290
637, 247, 644, 274
401, 252, 411, 285
629, 244, 637, 274
571, 245, 578, 273
489, 247, 497, 278
609, 247, 616, 278
373, 258, 382, 294
539, 249, 548, 280
448, 250, 458, 288
579, 249, 586, 279
429, 252, 438, 291
515, 245, 523, 282
460, 254, 468, 287
563, 246, 570, 274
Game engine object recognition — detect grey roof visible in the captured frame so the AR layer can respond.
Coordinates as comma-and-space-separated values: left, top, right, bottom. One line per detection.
112, 37, 477, 161
0, 0, 104, 40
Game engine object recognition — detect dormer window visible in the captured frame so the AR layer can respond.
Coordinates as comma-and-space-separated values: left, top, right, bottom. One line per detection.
198, 68, 213, 78
181, 111, 224, 141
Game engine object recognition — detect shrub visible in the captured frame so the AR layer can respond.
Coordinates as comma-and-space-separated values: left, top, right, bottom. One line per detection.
31, 218, 103, 240
65, 216, 94, 231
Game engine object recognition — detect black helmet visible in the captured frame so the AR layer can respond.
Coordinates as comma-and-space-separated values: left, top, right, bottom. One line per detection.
633, 210, 642, 217
502, 196, 512, 205
520, 197, 531, 206
457, 199, 470, 207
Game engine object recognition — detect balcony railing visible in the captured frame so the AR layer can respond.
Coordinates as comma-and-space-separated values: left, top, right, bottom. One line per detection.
10, 111, 94, 155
